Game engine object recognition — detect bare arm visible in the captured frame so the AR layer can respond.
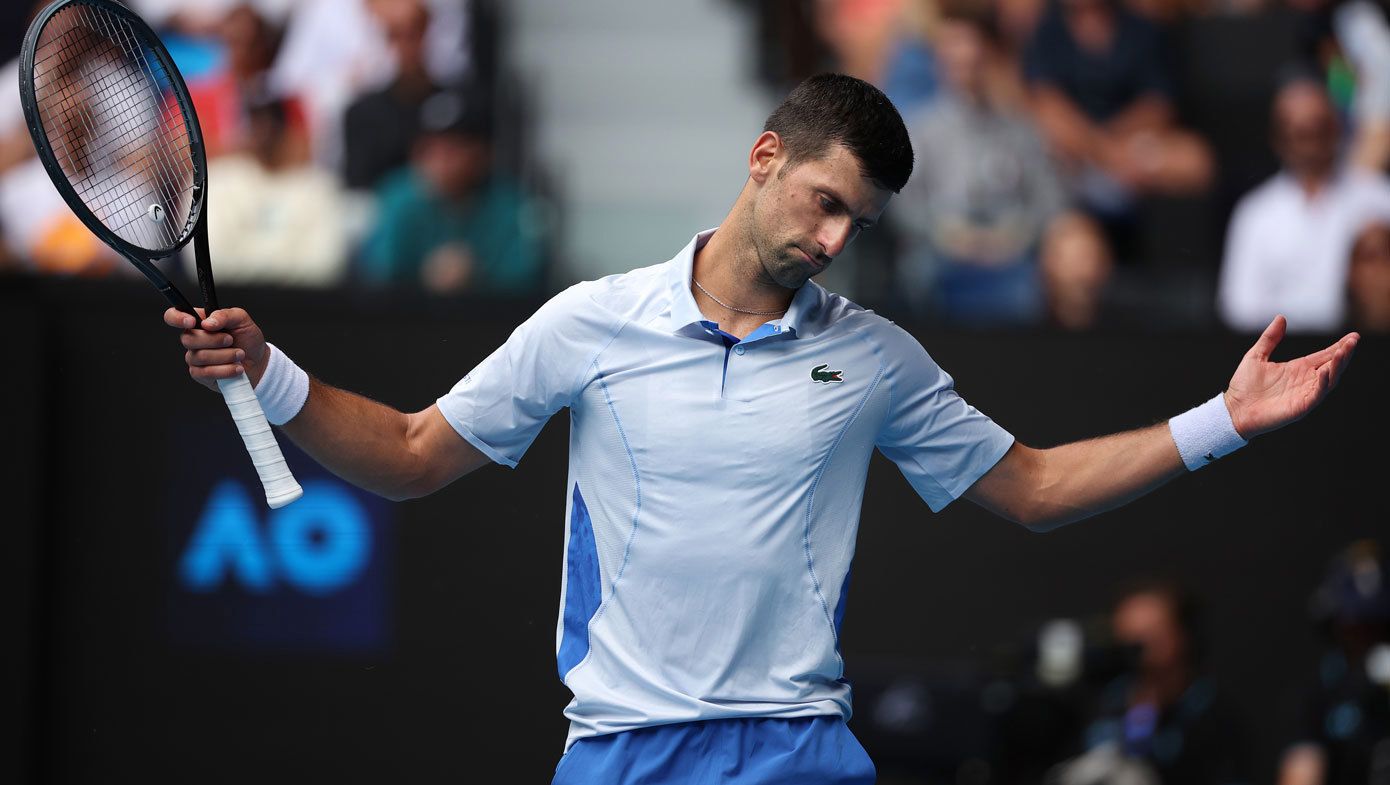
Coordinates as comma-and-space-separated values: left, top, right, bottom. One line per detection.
166, 307, 490, 501
1104, 94, 1173, 138
1029, 85, 1100, 164
966, 316, 1359, 531
964, 423, 1183, 531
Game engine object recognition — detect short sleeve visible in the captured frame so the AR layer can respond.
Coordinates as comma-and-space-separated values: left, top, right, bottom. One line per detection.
872, 323, 1014, 512
436, 283, 623, 467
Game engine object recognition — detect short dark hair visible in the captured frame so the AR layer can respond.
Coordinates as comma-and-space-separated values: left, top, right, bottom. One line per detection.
763, 73, 914, 193
938, 0, 1002, 42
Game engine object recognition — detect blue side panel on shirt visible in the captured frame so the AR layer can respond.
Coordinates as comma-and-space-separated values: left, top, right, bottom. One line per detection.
833, 567, 852, 641
558, 483, 601, 679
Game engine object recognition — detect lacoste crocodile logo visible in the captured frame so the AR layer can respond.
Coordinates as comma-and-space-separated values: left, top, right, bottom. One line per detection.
811, 364, 844, 384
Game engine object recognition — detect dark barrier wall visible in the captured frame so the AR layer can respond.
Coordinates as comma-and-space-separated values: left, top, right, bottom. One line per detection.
5, 278, 1388, 784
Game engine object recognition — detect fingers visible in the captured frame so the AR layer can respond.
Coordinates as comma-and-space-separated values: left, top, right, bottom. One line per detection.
1328, 334, 1359, 390
1248, 314, 1287, 361
163, 306, 205, 329
1302, 337, 1346, 369
1314, 363, 1332, 398
188, 362, 244, 384
185, 347, 244, 368
180, 329, 235, 351
199, 306, 249, 333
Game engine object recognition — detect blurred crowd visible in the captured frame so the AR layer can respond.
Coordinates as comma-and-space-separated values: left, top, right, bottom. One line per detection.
0, 0, 544, 297
4, 0, 1390, 328
755, 0, 1390, 333
852, 539, 1390, 785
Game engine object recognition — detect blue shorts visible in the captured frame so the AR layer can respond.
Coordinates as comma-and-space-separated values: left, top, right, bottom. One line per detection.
551, 715, 876, 784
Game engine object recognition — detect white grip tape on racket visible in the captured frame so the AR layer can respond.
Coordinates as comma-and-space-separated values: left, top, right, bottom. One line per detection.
217, 374, 303, 508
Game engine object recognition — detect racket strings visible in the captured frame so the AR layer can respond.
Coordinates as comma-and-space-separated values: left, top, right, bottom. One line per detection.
76, 5, 191, 250
35, 19, 187, 253
35, 25, 181, 246
94, 7, 195, 235
31, 3, 197, 254
78, 5, 192, 250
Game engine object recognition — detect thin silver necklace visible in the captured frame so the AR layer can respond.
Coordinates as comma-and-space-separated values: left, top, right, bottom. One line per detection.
692, 278, 787, 316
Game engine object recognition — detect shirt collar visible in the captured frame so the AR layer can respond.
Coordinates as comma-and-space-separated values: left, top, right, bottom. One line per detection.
665, 228, 822, 338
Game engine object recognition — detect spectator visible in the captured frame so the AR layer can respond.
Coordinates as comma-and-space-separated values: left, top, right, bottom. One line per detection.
894, 1, 1102, 326
129, 0, 294, 35
1218, 76, 1390, 333
879, 0, 942, 120
1293, 0, 1390, 173
343, 0, 439, 191
193, 93, 349, 286
1024, 0, 1212, 248
269, 0, 471, 167
1049, 581, 1250, 785
361, 90, 543, 296
1278, 540, 1390, 785
1040, 211, 1114, 329
0, 156, 116, 275
0, 31, 120, 276
185, 4, 309, 159
814, 0, 908, 86
1333, 1, 1390, 173
1347, 219, 1390, 332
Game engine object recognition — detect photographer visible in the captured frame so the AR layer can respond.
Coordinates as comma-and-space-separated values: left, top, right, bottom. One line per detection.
1048, 581, 1250, 785
1279, 541, 1390, 785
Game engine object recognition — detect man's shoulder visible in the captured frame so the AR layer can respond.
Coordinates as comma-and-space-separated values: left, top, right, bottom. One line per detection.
812, 297, 950, 391
811, 288, 904, 345
536, 260, 673, 331
1232, 174, 1295, 219
1342, 169, 1390, 202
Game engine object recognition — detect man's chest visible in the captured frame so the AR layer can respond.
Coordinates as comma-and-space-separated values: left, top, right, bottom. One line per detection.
571, 327, 890, 480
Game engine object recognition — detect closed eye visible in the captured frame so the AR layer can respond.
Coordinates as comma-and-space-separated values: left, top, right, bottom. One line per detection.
818, 193, 874, 231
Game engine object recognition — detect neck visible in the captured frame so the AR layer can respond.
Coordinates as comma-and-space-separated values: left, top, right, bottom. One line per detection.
1292, 166, 1333, 198
393, 68, 434, 99
692, 195, 795, 327
1131, 667, 1191, 710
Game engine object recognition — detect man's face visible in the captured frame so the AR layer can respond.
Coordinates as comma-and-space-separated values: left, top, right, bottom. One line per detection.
1274, 83, 1339, 178
937, 20, 989, 98
1113, 592, 1188, 678
1350, 222, 1390, 330
416, 133, 491, 198
748, 142, 893, 290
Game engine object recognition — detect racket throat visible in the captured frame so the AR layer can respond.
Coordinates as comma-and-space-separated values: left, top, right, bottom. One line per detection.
193, 218, 219, 315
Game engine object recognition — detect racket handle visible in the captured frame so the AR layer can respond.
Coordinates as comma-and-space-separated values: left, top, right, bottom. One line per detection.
217, 374, 303, 509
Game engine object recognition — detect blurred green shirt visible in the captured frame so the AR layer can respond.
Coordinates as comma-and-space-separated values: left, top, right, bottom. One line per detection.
362, 169, 544, 295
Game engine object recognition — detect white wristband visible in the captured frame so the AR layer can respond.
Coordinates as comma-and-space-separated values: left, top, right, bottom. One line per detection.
253, 343, 309, 426
1169, 392, 1248, 471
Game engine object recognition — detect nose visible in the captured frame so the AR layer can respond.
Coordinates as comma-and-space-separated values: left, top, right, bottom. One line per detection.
817, 217, 856, 260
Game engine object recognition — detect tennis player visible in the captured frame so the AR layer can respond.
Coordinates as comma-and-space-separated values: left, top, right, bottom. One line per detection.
168, 74, 1358, 784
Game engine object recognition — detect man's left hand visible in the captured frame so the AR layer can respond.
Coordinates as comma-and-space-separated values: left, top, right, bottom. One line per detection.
1225, 315, 1358, 439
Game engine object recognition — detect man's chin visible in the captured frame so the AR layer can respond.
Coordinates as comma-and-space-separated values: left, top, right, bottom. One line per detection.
773, 260, 824, 289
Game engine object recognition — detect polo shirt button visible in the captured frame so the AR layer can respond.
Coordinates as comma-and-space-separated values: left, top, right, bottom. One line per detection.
734, 345, 746, 355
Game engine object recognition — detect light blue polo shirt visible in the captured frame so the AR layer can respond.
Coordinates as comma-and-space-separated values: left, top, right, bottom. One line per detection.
437, 229, 1014, 751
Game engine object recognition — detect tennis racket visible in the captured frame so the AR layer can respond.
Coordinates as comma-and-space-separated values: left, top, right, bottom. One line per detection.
19, 0, 302, 508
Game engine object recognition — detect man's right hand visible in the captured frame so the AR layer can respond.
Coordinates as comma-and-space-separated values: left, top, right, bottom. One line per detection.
164, 307, 269, 390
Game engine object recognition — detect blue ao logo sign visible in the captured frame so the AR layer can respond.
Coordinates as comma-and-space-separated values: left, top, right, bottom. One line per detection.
180, 479, 371, 595
169, 436, 391, 653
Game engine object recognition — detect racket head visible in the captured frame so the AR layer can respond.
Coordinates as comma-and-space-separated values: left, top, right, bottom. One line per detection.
18, 0, 209, 263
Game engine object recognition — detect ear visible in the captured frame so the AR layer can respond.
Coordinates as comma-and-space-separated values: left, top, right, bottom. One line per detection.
748, 131, 782, 184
